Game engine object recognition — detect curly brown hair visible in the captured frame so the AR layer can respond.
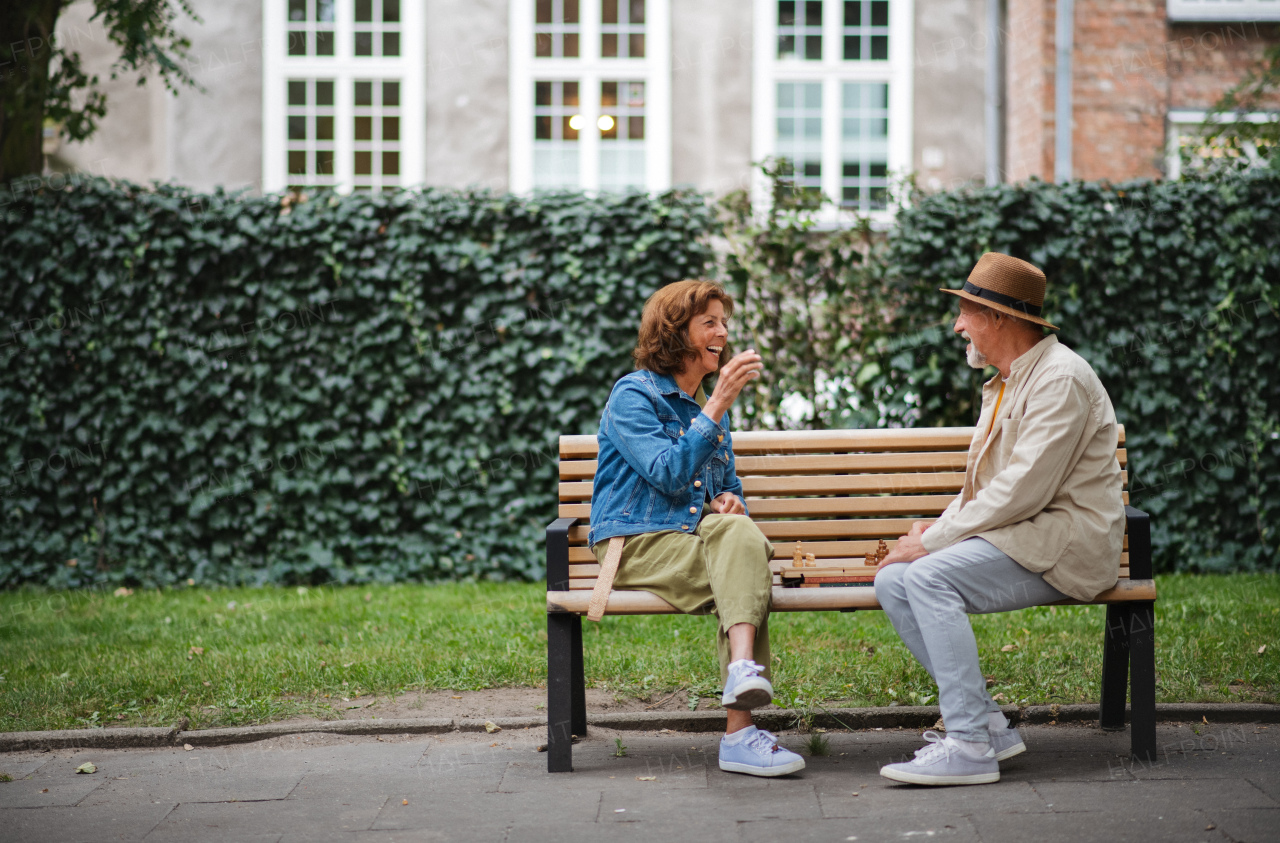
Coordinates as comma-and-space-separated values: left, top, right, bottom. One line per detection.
632, 280, 735, 375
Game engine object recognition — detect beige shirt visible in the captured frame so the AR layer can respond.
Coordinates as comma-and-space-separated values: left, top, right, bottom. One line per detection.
920, 335, 1126, 601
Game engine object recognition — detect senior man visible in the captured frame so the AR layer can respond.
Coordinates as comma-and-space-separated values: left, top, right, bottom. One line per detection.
875, 252, 1125, 786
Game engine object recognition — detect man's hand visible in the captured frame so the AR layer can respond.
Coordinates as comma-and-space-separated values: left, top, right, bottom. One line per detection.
710, 492, 746, 515
879, 521, 931, 566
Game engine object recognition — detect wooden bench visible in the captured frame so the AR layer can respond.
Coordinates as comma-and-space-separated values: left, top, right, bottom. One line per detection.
545, 427, 1157, 772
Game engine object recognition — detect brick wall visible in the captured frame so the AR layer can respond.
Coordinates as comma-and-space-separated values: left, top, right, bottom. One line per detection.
1003, 0, 1280, 182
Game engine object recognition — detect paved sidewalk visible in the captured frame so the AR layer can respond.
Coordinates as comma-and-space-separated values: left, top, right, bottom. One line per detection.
2, 722, 1277, 843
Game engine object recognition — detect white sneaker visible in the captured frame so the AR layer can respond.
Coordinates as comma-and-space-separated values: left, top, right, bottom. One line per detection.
881, 731, 1000, 786
990, 724, 1026, 761
719, 726, 806, 777
721, 659, 773, 710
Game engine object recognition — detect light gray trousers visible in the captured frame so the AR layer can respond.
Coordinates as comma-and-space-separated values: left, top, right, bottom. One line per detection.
873, 537, 1067, 743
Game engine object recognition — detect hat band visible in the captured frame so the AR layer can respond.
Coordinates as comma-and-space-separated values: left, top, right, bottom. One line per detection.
962, 281, 1043, 318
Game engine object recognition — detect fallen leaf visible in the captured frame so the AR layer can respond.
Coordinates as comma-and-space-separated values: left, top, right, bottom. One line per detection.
1259, 645, 1267, 655
402, 799, 408, 805
1000, 644, 1016, 652
75, 762, 97, 774
484, 721, 502, 733
202, 681, 211, 687
183, 744, 194, 751
535, 744, 547, 752
451, 695, 462, 700
1203, 716, 1210, 725
41, 788, 48, 793
993, 693, 1006, 701
1206, 825, 1216, 831
490, 742, 499, 747
932, 718, 946, 731
188, 646, 204, 657
113, 587, 132, 597
636, 776, 656, 781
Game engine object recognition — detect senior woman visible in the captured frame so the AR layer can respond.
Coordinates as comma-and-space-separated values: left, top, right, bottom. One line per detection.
588, 279, 804, 777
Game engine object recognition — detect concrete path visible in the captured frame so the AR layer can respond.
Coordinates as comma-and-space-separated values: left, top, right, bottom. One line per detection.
2, 722, 1278, 842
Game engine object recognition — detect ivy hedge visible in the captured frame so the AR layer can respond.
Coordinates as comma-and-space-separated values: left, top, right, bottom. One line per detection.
865, 172, 1279, 573
0, 181, 716, 587
2, 172, 1276, 586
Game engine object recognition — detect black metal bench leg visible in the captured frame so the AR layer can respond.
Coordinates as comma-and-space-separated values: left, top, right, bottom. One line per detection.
570, 614, 587, 737
1129, 601, 1157, 762
547, 612, 575, 772
1100, 603, 1131, 731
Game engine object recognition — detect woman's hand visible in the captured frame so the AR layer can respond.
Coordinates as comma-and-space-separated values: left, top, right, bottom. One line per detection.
704, 349, 763, 422
710, 492, 746, 515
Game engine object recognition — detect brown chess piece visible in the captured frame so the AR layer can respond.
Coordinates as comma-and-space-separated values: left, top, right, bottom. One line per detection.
876, 539, 889, 564
864, 551, 876, 566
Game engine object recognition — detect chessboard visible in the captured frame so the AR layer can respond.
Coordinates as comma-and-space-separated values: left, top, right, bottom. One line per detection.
779, 540, 889, 588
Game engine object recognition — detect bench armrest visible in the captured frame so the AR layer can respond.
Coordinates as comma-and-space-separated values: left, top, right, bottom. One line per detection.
546, 517, 580, 592
1125, 505, 1153, 580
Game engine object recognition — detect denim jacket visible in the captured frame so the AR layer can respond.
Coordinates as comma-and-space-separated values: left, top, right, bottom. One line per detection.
587, 369, 746, 547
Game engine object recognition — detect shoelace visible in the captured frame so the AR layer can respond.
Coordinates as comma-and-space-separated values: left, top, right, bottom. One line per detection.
744, 729, 783, 754
912, 730, 955, 763
732, 660, 766, 678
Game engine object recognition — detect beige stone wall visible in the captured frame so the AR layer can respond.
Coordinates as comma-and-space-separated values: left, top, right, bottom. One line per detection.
912, 0, 991, 191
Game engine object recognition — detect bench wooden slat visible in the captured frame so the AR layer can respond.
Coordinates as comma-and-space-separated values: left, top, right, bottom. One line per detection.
559, 494, 958, 520
558, 426, 1125, 459
549, 577, 1153, 612
567, 555, 1132, 580
559, 448, 1131, 480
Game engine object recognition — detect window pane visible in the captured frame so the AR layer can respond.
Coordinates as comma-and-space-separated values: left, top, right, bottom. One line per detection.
355, 82, 373, 106
317, 0, 335, 22
603, 0, 618, 23
384, 0, 400, 22
355, 116, 373, 141
316, 115, 334, 141
288, 150, 307, 175
564, 0, 579, 23
564, 82, 579, 106
779, 1, 796, 24
382, 151, 400, 175
564, 32, 579, 57
288, 31, 307, 56
383, 32, 400, 56
776, 82, 823, 195
383, 81, 400, 105
628, 115, 644, 139
536, 0, 553, 24
629, 33, 644, 57
316, 30, 334, 55
355, 151, 372, 175
316, 151, 334, 175
840, 82, 890, 210
631, 0, 645, 23
536, 115, 552, 139
535, 34, 552, 57
288, 80, 307, 106
382, 116, 400, 141
562, 115, 579, 140
780, 0, 821, 60
805, 1, 822, 25
536, 81, 552, 106
778, 35, 796, 58
805, 35, 822, 60
355, 0, 372, 22
316, 81, 334, 106
289, 115, 307, 140
843, 0, 889, 63
289, 0, 306, 21
602, 33, 618, 57
355, 32, 373, 56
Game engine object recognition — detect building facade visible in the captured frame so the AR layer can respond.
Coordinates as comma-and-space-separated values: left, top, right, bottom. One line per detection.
47, 0, 1278, 205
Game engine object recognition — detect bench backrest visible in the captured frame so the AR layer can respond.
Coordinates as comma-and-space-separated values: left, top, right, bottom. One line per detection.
558, 426, 1129, 592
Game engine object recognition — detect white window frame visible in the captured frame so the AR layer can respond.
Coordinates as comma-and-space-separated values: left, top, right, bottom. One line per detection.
1167, 108, 1280, 179
752, 0, 913, 224
509, 0, 672, 194
1166, 0, 1280, 21
263, 0, 425, 193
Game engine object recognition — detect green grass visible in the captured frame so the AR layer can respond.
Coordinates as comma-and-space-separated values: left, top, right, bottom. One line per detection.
0, 575, 1276, 733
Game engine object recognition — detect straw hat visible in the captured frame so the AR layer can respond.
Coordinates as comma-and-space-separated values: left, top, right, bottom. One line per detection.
940, 252, 1058, 330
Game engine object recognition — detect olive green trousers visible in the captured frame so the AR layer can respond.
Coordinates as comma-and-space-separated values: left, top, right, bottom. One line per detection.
592, 513, 775, 683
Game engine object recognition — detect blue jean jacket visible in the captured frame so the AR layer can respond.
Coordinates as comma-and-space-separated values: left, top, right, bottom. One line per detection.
587, 369, 747, 547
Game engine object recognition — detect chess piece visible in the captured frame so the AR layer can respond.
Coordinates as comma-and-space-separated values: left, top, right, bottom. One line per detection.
804, 553, 817, 568
876, 540, 889, 564
793, 542, 804, 566
864, 551, 876, 566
